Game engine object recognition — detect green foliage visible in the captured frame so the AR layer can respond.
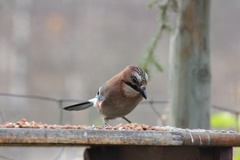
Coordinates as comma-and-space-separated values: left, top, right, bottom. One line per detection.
141, 0, 178, 77
234, 148, 240, 160
211, 112, 238, 129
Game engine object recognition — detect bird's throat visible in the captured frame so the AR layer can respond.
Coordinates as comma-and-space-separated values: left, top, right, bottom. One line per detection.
124, 81, 139, 92
123, 81, 140, 98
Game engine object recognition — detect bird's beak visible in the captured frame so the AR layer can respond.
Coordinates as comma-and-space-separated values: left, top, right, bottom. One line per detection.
139, 87, 147, 99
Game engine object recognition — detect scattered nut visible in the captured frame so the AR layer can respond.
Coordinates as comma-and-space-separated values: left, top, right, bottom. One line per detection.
0, 119, 169, 131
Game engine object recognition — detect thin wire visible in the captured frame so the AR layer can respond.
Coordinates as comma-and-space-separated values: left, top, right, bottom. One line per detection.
53, 147, 65, 160
0, 154, 15, 160
0, 104, 5, 123
0, 92, 60, 102
212, 104, 240, 114
141, 100, 168, 104
149, 102, 162, 118
0, 92, 81, 106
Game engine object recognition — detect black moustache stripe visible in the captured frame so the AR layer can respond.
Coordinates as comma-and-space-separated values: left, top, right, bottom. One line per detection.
124, 81, 139, 92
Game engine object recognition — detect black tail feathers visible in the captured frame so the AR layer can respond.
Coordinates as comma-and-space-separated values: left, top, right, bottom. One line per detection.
63, 101, 93, 111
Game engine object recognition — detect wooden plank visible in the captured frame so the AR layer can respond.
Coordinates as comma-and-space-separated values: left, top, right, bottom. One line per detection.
0, 128, 239, 146
0, 128, 182, 146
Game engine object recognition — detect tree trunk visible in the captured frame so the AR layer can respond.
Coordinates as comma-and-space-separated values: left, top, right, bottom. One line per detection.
169, 0, 211, 129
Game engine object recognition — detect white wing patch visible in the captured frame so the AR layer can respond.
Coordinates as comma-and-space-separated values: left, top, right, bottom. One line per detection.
88, 97, 98, 107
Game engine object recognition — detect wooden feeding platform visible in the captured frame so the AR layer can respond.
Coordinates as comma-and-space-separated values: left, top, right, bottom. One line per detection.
0, 119, 240, 160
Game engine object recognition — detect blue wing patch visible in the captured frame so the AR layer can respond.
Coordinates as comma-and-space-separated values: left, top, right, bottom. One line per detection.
96, 91, 103, 101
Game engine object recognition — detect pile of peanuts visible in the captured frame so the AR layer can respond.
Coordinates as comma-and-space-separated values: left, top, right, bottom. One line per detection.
0, 118, 168, 131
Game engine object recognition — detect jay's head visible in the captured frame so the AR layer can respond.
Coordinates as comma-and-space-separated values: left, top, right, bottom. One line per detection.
122, 65, 148, 99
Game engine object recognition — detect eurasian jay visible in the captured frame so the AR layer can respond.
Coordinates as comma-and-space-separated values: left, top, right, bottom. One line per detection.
63, 65, 148, 126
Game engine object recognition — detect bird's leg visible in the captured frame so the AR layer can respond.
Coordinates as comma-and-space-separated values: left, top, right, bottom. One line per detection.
122, 116, 132, 123
103, 118, 110, 127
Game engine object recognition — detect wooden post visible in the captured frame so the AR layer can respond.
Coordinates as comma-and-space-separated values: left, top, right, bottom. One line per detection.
169, 0, 211, 129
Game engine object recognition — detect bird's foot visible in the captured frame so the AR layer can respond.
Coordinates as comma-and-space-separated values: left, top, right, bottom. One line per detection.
103, 118, 111, 128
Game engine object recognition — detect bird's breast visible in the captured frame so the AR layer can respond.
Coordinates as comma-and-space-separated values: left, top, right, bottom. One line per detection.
97, 94, 143, 119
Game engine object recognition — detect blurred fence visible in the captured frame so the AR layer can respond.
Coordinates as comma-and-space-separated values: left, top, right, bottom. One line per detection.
0, 92, 168, 125
0, 92, 239, 131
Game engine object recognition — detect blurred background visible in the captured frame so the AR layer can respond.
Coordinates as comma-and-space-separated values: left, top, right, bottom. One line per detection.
0, 0, 240, 159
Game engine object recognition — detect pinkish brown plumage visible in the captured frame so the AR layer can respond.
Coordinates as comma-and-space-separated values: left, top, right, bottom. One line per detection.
64, 65, 148, 126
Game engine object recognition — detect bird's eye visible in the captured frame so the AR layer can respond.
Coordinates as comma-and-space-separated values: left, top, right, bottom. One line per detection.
132, 76, 138, 84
